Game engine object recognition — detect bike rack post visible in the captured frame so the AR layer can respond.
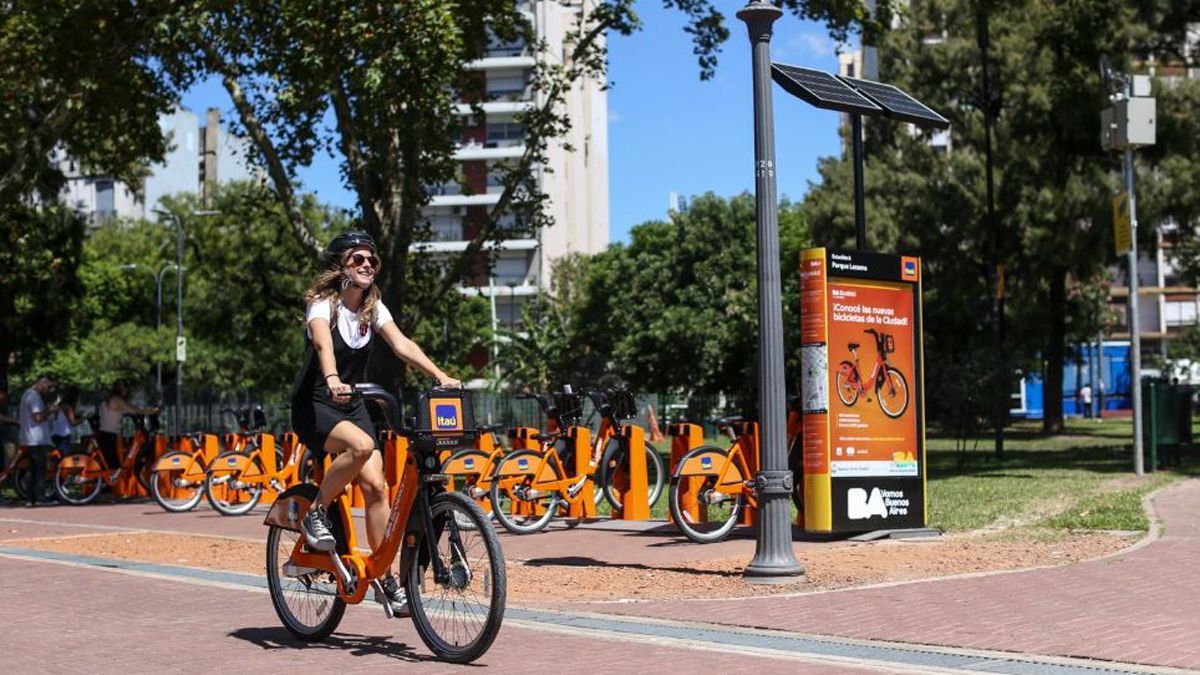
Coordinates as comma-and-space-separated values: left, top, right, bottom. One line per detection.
668, 422, 705, 523
154, 433, 170, 460
566, 425, 596, 519
507, 426, 540, 451
739, 422, 761, 527
612, 424, 651, 520
113, 433, 145, 498
259, 433, 279, 505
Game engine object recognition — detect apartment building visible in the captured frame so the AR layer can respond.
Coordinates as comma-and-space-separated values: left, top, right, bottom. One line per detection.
58, 106, 257, 224
428, 0, 610, 327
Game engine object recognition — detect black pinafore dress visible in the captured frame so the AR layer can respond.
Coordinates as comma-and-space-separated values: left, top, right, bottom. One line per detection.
290, 309, 376, 456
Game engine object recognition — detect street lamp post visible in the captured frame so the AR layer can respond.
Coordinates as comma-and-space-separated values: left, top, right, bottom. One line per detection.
153, 208, 219, 434
736, 0, 805, 582
120, 262, 179, 403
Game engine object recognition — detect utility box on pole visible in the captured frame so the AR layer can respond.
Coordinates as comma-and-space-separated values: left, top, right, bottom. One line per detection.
1100, 97, 1156, 150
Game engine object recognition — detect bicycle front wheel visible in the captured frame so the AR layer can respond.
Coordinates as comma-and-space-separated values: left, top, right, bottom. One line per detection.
54, 452, 103, 505
668, 446, 742, 544
204, 451, 264, 515
406, 491, 506, 664
150, 451, 205, 512
877, 369, 910, 418
599, 439, 665, 512
488, 450, 558, 535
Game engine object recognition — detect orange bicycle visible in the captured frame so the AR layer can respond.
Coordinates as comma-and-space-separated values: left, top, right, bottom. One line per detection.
0, 446, 62, 503
150, 431, 219, 512
488, 388, 665, 535
204, 410, 314, 516
836, 328, 910, 418
438, 423, 506, 524
667, 399, 804, 544
263, 385, 505, 663
54, 414, 158, 505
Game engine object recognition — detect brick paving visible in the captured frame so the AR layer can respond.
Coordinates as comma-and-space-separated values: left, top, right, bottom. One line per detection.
0, 555, 863, 674
539, 479, 1200, 670
3, 480, 1199, 671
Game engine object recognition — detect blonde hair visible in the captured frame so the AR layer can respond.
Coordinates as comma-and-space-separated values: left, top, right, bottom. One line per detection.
303, 268, 381, 331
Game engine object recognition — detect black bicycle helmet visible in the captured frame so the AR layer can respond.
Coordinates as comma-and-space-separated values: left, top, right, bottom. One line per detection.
324, 230, 376, 268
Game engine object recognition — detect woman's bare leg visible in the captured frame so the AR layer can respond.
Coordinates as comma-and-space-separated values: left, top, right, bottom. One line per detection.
354, 452, 389, 552
314, 421, 375, 510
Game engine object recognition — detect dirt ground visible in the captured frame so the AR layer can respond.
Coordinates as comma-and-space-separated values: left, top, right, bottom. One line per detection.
7, 528, 1133, 602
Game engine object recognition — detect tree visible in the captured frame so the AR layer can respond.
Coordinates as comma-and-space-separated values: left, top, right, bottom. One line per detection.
572, 192, 809, 410
0, 1, 192, 204
161, 1, 896, 391
0, 206, 86, 386
801, 0, 1183, 434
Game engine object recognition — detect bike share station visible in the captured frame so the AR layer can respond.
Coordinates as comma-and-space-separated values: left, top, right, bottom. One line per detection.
766, 61, 947, 538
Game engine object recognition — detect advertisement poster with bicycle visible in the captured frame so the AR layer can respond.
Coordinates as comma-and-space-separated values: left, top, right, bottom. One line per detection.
799, 248, 926, 533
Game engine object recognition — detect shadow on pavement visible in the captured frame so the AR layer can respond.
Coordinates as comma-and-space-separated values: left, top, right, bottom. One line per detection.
521, 555, 742, 577
228, 626, 457, 664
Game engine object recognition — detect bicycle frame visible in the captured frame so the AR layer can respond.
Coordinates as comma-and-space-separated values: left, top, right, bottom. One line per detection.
58, 427, 150, 486
842, 329, 897, 395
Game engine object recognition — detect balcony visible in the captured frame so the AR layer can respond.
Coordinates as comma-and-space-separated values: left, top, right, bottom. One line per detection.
428, 193, 502, 208
464, 55, 537, 71
411, 237, 538, 254
454, 101, 534, 116
453, 143, 525, 161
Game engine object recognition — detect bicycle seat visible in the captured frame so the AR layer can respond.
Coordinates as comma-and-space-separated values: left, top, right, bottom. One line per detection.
478, 423, 504, 434
709, 415, 745, 427
531, 432, 561, 444
848, 342, 860, 350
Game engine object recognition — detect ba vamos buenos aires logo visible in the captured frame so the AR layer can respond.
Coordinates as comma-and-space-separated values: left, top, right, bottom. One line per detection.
434, 403, 459, 430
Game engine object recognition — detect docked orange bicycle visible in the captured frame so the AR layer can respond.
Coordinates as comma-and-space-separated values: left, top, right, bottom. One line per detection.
263, 385, 505, 663
54, 414, 158, 505
667, 398, 805, 543
0, 446, 62, 503
150, 431, 219, 512
204, 418, 313, 516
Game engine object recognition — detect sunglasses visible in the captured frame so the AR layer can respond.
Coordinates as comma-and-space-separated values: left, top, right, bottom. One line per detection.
345, 252, 380, 269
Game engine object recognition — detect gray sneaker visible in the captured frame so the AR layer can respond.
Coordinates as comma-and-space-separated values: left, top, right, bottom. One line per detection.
301, 504, 336, 552
374, 574, 411, 617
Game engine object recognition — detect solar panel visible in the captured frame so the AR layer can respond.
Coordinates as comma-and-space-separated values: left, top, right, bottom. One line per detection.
770, 63, 882, 116
837, 76, 950, 129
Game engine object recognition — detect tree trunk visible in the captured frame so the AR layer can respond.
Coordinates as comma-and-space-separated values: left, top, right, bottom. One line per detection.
1043, 267, 1066, 434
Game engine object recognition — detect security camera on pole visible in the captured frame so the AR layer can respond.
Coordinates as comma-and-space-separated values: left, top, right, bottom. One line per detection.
1099, 55, 1155, 475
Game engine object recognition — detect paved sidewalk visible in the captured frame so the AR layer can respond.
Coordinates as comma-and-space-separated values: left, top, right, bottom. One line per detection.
2, 480, 1198, 671
538, 479, 1200, 670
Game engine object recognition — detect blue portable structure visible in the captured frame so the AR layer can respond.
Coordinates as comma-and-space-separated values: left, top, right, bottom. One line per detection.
1011, 342, 1133, 420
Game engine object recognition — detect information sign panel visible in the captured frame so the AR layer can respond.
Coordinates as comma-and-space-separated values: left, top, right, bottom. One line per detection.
1113, 192, 1132, 254
799, 248, 926, 532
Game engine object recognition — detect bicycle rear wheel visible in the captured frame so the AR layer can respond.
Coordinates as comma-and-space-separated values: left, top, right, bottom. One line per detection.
598, 439, 665, 512
668, 446, 742, 544
266, 524, 345, 640
406, 491, 506, 664
151, 451, 205, 512
204, 451, 264, 515
441, 448, 496, 529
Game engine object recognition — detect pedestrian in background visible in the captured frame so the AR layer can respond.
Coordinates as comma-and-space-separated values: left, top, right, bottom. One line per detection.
1079, 383, 1093, 419
0, 385, 19, 473
18, 376, 58, 506
97, 380, 156, 473
51, 385, 81, 458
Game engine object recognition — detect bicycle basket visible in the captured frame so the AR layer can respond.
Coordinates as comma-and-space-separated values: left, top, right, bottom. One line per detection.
608, 389, 637, 419
414, 389, 477, 451
552, 391, 583, 424
884, 334, 896, 354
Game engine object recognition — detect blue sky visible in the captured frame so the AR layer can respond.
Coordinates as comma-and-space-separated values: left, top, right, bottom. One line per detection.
180, 6, 846, 244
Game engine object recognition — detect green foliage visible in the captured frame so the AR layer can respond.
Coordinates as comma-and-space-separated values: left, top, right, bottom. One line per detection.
0, 206, 86, 384
572, 193, 809, 410
31, 183, 343, 397
0, 1, 192, 202
801, 0, 1194, 432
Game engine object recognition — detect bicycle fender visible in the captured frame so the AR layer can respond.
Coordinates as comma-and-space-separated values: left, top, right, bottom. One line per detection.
836, 360, 856, 376
263, 483, 350, 554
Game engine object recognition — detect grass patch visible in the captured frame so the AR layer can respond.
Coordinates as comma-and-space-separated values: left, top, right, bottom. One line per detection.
926, 418, 1197, 533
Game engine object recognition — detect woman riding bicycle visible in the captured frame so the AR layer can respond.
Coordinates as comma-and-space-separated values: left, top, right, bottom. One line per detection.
292, 230, 460, 615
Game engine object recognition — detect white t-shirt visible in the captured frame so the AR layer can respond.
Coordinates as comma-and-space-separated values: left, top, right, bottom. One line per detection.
19, 388, 50, 447
305, 298, 394, 349
52, 409, 74, 438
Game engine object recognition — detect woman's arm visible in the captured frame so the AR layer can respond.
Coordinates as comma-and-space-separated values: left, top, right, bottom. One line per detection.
378, 322, 461, 387
310, 317, 353, 403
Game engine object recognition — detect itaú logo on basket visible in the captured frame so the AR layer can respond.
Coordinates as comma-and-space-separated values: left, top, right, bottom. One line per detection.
434, 404, 459, 429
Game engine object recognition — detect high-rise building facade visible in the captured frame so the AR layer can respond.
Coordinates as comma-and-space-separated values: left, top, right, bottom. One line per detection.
58, 106, 257, 224
427, 0, 610, 326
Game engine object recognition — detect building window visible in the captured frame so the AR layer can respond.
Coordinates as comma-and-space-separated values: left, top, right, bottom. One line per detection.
1164, 299, 1198, 327
95, 180, 115, 222
487, 72, 529, 100
486, 121, 524, 143
486, 32, 526, 57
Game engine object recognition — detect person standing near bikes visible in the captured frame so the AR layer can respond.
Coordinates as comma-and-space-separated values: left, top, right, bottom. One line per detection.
97, 380, 157, 478
50, 386, 81, 458
292, 231, 461, 616
18, 376, 58, 506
